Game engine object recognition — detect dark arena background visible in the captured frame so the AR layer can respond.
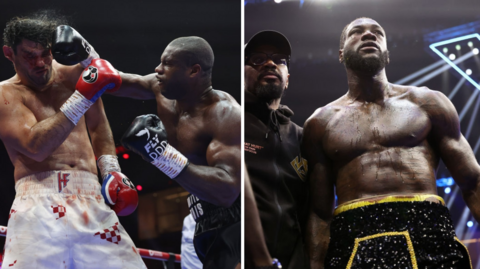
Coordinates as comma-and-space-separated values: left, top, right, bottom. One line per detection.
246, 0, 480, 266
0, 1, 240, 268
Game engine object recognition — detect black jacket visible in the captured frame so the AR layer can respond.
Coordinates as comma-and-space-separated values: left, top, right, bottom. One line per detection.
245, 91, 309, 269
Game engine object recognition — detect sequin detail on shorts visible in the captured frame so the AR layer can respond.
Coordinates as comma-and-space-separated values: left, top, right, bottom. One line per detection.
325, 200, 472, 269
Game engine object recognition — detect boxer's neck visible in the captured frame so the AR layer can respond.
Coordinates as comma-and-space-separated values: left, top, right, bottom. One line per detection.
346, 68, 389, 104
175, 86, 214, 112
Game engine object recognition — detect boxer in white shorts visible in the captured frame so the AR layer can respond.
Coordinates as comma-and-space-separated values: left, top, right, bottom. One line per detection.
1, 12, 145, 268
3, 171, 145, 269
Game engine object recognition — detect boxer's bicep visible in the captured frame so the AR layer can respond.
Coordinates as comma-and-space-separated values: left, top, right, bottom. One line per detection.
108, 72, 156, 100
438, 128, 480, 223
205, 105, 241, 188
440, 134, 480, 190
302, 115, 334, 267
302, 116, 335, 220
85, 97, 116, 156
427, 91, 480, 189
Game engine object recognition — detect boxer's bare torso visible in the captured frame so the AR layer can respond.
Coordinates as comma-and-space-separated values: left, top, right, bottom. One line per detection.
0, 62, 97, 181
306, 84, 448, 205
154, 87, 240, 166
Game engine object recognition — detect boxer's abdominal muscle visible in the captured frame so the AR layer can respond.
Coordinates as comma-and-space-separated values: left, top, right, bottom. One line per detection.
12, 126, 97, 181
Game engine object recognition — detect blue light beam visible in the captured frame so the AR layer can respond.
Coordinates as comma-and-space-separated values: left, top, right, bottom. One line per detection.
429, 34, 480, 90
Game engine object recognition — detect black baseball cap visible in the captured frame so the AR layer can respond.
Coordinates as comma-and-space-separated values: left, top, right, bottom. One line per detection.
245, 30, 291, 67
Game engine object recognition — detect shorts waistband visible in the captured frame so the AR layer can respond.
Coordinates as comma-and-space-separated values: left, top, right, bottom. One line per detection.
15, 170, 101, 197
334, 194, 445, 216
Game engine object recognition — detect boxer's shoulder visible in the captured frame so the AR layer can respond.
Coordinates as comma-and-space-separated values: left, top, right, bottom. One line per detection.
308, 99, 345, 125
204, 89, 240, 119
0, 78, 26, 105
399, 85, 454, 116
208, 89, 239, 106
394, 84, 441, 103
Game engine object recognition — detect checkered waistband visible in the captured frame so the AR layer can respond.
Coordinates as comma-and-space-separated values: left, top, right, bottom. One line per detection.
15, 170, 102, 196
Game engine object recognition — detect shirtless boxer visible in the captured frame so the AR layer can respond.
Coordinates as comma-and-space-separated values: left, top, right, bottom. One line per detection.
303, 17, 479, 269
111, 36, 241, 269
0, 12, 145, 268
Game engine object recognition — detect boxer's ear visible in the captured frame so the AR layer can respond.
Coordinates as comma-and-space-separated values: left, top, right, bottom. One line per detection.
3, 46, 14, 62
189, 64, 201, 78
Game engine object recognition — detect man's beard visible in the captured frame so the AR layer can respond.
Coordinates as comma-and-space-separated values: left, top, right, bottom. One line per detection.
343, 48, 389, 75
253, 82, 284, 104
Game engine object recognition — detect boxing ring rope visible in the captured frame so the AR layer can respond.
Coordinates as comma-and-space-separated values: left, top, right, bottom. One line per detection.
0, 225, 180, 266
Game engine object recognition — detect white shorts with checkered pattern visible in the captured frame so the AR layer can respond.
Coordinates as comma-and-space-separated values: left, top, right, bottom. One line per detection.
2, 170, 147, 269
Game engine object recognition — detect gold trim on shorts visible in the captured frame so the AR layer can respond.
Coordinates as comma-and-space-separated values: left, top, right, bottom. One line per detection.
346, 231, 418, 269
455, 237, 473, 269
334, 194, 445, 216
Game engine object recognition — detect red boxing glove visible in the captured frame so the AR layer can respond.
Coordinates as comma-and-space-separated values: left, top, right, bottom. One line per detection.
76, 58, 121, 102
101, 172, 138, 216
61, 58, 122, 125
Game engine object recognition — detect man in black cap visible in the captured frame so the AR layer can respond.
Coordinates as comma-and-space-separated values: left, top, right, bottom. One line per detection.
245, 30, 309, 269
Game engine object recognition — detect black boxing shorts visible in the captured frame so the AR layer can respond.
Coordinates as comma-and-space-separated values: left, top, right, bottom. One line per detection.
188, 194, 240, 269
325, 194, 472, 269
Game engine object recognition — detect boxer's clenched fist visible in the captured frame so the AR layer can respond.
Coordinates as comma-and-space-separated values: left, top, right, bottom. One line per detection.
52, 25, 99, 68
121, 114, 189, 179
101, 172, 138, 216
60, 59, 121, 125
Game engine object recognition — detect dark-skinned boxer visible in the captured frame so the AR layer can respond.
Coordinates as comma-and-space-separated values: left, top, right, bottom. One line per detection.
118, 37, 242, 269
304, 17, 476, 269
55, 27, 241, 269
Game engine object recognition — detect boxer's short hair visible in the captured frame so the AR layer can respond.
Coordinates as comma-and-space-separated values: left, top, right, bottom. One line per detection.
3, 10, 68, 53
169, 36, 214, 78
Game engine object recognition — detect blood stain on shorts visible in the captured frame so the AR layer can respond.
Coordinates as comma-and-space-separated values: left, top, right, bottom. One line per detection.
95, 195, 103, 203
82, 211, 89, 225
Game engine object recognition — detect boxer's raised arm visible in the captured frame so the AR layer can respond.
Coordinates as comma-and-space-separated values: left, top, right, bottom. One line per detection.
176, 101, 241, 207
84, 97, 116, 158
0, 59, 121, 162
52, 26, 156, 100
424, 89, 480, 223
106, 72, 156, 100
121, 100, 241, 207
302, 111, 336, 269
0, 85, 75, 162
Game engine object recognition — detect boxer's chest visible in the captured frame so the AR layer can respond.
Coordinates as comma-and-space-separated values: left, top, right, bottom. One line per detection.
22, 78, 73, 120
161, 111, 211, 165
323, 100, 431, 161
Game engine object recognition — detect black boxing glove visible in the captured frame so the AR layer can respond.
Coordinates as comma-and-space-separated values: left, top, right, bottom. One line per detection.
52, 25, 99, 67
121, 114, 189, 179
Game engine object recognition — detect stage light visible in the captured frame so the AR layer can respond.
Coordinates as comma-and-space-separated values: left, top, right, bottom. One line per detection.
123, 153, 129, 159
466, 69, 472, 75
449, 54, 456, 60
445, 187, 451, 194
274, 0, 282, 3
436, 177, 454, 187
456, 44, 461, 51
136, 185, 143, 191
468, 41, 474, 47
443, 47, 448, 53
430, 33, 480, 90
467, 221, 474, 227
